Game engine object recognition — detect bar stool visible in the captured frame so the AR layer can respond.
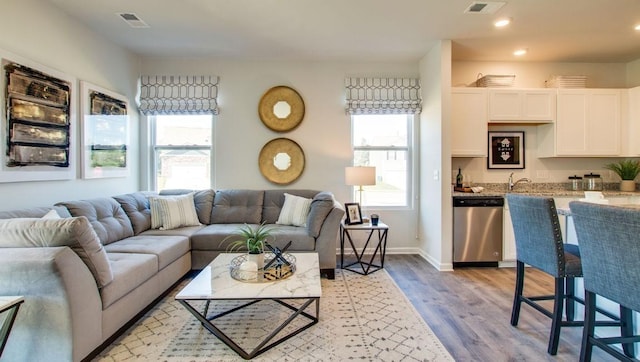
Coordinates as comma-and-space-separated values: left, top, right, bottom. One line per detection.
507, 194, 585, 355
569, 201, 639, 361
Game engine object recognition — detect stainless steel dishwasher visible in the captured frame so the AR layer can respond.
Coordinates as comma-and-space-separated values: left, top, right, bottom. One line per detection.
453, 196, 504, 267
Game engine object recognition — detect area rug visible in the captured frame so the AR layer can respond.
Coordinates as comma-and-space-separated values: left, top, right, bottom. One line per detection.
93, 269, 453, 361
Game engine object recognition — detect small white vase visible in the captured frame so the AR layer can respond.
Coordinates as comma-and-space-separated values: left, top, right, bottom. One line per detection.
247, 253, 264, 270
620, 180, 636, 192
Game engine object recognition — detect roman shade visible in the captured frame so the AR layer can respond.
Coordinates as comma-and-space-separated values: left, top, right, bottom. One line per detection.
136, 75, 219, 115
345, 77, 422, 115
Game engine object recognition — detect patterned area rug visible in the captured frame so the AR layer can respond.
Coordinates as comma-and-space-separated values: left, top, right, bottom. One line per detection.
94, 269, 453, 361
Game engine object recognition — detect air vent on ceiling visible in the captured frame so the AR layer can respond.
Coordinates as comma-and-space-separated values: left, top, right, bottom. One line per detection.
464, 1, 506, 14
117, 13, 149, 28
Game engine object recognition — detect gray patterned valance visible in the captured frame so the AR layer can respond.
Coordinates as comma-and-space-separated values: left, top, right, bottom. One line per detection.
345, 77, 422, 115
136, 75, 219, 115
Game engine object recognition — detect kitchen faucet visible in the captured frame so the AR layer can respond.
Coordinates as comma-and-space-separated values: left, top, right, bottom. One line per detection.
508, 172, 532, 192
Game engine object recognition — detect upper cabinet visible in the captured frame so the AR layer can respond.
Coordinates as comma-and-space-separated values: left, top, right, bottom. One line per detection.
488, 89, 556, 123
451, 88, 487, 157
538, 89, 621, 157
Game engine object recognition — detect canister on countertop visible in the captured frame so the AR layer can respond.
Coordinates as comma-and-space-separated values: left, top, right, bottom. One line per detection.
583, 172, 603, 191
568, 175, 583, 191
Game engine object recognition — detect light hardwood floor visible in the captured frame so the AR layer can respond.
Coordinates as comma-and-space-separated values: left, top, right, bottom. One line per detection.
382, 254, 618, 362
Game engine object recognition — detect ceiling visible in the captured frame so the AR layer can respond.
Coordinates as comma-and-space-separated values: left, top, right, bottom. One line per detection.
45, 0, 640, 63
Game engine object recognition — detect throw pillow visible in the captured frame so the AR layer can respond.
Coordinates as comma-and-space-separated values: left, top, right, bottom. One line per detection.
41, 209, 61, 219
149, 193, 201, 230
0, 216, 113, 288
277, 193, 312, 227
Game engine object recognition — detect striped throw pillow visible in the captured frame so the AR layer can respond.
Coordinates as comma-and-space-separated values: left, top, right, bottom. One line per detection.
276, 193, 312, 227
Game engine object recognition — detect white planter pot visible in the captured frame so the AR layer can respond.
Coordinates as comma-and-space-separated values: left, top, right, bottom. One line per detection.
247, 253, 264, 270
620, 180, 636, 192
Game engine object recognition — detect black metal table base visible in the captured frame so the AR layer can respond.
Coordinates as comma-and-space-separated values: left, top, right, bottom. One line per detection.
178, 297, 319, 360
340, 225, 388, 275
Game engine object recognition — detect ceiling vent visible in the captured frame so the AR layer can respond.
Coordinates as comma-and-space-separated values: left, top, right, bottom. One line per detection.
464, 1, 506, 14
117, 13, 149, 28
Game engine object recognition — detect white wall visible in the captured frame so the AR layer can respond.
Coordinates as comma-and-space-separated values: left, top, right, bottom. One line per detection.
140, 57, 421, 251
453, 61, 627, 88
419, 41, 453, 270
0, 0, 140, 210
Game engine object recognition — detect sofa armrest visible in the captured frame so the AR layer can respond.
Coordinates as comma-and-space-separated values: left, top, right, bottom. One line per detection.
0, 247, 102, 362
313, 200, 345, 271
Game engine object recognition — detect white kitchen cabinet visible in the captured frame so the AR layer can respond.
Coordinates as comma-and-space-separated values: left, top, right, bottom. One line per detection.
621, 87, 640, 156
502, 198, 516, 263
538, 89, 621, 157
451, 88, 487, 157
488, 89, 556, 123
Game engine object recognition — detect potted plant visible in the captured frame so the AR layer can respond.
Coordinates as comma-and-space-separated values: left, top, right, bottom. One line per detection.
604, 159, 640, 191
226, 222, 273, 269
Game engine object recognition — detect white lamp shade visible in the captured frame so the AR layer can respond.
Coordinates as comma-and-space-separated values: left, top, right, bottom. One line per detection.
345, 166, 376, 186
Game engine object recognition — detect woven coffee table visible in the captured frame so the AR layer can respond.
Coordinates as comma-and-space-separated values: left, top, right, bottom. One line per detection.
175, 253, 321, 359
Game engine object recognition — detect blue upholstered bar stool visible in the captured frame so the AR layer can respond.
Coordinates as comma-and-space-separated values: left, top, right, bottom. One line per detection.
506, 194, 584, 355
569, 201, 639, 361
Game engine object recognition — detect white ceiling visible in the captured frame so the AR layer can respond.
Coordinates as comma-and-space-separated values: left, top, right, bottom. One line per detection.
45, 0, 640, 63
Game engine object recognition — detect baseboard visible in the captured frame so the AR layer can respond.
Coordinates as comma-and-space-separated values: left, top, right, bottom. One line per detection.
336, 247, 453, 271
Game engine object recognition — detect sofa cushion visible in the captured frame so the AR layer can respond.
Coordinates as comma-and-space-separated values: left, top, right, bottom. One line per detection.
103, 235, 190, 270
100, 252, 157, 309
113, 192, 156, 235
56, 198, 134, 245
191, 223, 249, 250
269, 225, 315, 251
276, 193, 312, 227
307, 192, 336, 238
160, 189, 215, 224
263, 190, 318, 223
149, 193, 201, 230
210, 190, 264, 224
0, 216, 113, 287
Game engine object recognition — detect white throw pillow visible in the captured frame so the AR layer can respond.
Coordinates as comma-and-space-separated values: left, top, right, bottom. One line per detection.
277, 193, 312, 227
0, 216, 113, 288
149, 193, 201, 230
41, 209, 61, 219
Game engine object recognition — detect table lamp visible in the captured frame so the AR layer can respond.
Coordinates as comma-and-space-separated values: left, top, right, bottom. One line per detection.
345, 166, 376, 205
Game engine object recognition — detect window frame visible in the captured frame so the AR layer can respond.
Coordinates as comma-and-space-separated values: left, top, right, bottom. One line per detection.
351, 114, 414, 210
148, 114, 214, 191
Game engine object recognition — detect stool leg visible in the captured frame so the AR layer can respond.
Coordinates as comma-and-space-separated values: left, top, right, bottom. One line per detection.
580, 291, 597, 362
548, 277, 565, 355
620, 306, 635, 357
565, 277, 576, 322
511, 261, 525, 326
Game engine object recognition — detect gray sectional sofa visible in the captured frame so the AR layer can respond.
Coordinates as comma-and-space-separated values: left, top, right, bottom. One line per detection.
0, 188, 344, 362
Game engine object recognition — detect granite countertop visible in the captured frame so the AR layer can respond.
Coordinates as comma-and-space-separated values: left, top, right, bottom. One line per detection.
452, 182, 640, 198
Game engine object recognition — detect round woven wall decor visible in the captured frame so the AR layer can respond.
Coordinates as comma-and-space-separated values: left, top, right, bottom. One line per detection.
258, 86, 305, 132
258, 138, 305, 185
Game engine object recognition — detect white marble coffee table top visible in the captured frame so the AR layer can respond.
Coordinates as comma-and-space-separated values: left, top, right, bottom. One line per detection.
176, 253, 321, 300
0, 296, 23, 312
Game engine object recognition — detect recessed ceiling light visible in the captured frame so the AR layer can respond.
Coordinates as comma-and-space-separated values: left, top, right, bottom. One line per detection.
494, 18, 511, 27
635, 24, 640, 31
513, 49, 528, 56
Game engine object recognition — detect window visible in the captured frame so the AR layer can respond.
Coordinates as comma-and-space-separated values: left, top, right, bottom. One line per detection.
151, 115, 213, 191
352, 114, 412, 207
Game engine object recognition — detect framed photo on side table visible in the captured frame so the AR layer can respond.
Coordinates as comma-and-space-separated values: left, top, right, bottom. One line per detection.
344, 203, 363, 225
488, 131, 525, 169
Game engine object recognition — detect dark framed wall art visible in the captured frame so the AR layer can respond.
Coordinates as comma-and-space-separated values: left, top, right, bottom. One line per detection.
487, 131, 525, 169
0, 50, 77, 183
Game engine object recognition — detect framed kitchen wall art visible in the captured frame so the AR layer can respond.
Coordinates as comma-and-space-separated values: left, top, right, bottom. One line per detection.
487, 131, 525, 169
0, 49, 76, 183
80, 81, 129, 178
